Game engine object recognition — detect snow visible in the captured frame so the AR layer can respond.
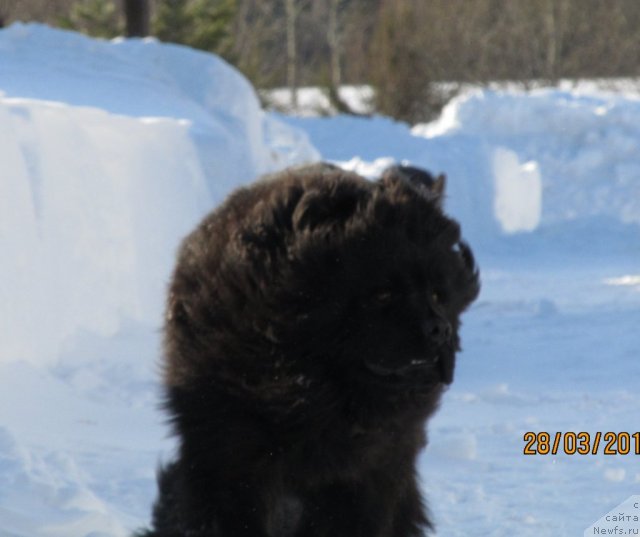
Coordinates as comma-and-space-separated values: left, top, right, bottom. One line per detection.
1, 23, 639, 537
0, 97, 212, 366
491, 148, 542, 233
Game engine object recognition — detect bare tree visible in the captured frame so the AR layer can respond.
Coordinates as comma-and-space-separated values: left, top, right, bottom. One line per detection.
226, 0, 285, 91
327, 0, 342, 90
369, 0, 448, 123
285, 0, 298, 108
326, 0, 356, 113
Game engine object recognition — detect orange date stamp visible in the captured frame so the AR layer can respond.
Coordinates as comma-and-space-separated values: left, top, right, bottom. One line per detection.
523, 432, 640, 455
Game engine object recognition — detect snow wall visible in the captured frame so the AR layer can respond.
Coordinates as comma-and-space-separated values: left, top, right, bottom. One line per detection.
0, 23, 319, 367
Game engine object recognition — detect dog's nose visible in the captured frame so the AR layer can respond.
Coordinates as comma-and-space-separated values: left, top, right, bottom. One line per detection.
423, 318, 452, 345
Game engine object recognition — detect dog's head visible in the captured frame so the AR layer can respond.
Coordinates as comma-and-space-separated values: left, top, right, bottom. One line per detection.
164, 164, 479, 411
282, 166, 479, 390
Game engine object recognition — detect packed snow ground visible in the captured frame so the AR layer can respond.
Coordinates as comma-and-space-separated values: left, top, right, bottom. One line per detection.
1, 24, 638, 537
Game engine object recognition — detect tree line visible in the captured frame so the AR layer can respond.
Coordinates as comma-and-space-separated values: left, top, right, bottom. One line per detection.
3, 0, 640, 124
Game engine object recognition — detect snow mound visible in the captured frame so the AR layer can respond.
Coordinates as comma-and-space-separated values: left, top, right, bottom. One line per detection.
414, 89, 640, 230
0, 24, 318, 367
0, 23, 318, 188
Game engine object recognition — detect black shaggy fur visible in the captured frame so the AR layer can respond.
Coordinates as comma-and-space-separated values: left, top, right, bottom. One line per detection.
138, 163, 480, 537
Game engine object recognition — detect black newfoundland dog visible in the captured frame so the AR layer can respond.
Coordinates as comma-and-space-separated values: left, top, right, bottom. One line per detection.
138, 163, 480, 537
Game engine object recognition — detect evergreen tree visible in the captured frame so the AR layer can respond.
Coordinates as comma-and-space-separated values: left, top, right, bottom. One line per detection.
60, 0, 121, 39
154, 0, 236, 54
153, 0, 194, 45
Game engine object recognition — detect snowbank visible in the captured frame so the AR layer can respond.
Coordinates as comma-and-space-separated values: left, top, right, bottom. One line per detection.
0, 96, 210, 366
414, 89, 640, 230
0, 23, 318, 188
0, 24, 317, 367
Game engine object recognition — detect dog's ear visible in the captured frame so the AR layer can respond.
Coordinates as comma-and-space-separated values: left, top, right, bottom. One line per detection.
381, 165, 446, 206
292, 183, 362, 232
